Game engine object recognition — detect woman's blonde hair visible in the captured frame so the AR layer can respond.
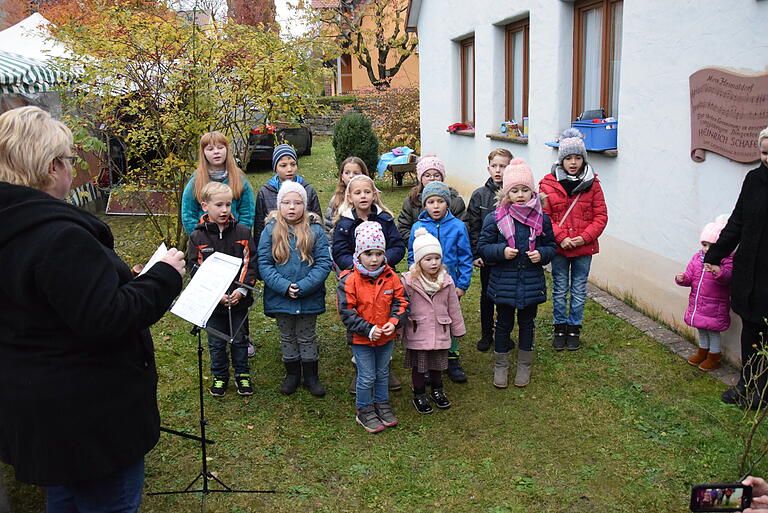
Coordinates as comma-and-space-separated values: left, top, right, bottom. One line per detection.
193, 131, 245, 202
329, 156, 368, 213
0, 106, 72, 191
334, 174, 393, 225
268, 209, 318, 267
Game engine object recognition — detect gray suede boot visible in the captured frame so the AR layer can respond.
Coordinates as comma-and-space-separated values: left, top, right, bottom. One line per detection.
514, 350, 535, 387
493, 352, 510, 388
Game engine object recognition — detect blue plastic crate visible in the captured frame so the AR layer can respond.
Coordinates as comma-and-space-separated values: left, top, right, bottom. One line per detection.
571, 120, 618, 151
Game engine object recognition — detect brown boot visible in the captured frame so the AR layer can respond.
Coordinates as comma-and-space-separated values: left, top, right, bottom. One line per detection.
698, 352, 721, 371
687, 347, 708, 366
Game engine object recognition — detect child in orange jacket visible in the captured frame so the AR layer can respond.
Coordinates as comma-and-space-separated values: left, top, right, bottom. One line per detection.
337, 221, 409, 433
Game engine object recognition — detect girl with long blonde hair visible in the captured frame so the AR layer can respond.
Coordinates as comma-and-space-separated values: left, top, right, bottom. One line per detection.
181, 131, 255, 235
257, 181, 332, 397
325, 156, 368, 233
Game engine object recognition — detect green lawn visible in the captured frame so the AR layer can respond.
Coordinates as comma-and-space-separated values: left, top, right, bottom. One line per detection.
5, 136, 763, 512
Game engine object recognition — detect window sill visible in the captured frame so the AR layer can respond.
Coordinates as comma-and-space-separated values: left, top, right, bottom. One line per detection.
485, 132, 528, 144
447, 129, 475, 137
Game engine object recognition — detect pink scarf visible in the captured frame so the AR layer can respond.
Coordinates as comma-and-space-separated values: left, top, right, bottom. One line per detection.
495, 195, 544, 252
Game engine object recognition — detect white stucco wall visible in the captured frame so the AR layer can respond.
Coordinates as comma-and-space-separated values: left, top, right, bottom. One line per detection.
413, 0, 768, 363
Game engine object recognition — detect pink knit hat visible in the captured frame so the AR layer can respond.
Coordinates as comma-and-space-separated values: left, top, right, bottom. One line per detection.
502, 158, 535, 193
700, 216, 728, 244
416, 155, 446, 181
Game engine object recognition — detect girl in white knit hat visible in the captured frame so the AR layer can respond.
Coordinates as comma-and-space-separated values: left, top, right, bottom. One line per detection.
401, 228, 466, 413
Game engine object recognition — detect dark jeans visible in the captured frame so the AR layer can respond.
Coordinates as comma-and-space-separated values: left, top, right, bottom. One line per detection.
739, 317, 768, 394
46, 458, 144, 513
207, 305, 249, 377
494, 303, 538, 353
480, 265, 497, 337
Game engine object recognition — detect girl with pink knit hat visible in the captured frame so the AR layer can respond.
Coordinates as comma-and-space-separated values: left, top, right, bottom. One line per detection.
477, 158, 556, 388
675, 216, 734, 371
396, 155, 466, 243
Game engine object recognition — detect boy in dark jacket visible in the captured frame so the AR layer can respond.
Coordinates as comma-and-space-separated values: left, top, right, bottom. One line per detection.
188, 182, 258, 397
254, 144, 323, 248
465, 148, 512, 352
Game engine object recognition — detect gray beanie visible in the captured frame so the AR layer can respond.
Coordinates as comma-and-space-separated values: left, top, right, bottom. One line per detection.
557, 128, 587, 165
421, 181, 451, 206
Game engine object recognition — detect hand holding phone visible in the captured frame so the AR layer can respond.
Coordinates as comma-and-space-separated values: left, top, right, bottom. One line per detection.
690, 483, 751, 512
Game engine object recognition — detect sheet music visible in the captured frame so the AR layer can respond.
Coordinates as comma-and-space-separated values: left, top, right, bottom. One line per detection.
171, 252, 243, 327
139, 242, 168, 276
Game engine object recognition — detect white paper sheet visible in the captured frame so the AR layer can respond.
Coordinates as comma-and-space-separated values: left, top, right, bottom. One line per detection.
139, 242, 168, 276
170, 252, 243, 327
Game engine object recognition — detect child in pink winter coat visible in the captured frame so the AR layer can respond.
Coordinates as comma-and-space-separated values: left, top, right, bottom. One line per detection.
675, 217, 733, 371
402, 228, 466, 414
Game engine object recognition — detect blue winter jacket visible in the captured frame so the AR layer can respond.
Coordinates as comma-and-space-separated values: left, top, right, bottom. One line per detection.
181, 174, 255, 235
257, 213, 332, 317
332, 206, 405, 271
408, 210, 473, 291
477, 211, 557, 309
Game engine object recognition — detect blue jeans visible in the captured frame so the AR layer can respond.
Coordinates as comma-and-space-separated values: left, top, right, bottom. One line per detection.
351, 341, 394, 409
207, 306, 249, 377
551, 254, 592, 326
46, 458, 144, 513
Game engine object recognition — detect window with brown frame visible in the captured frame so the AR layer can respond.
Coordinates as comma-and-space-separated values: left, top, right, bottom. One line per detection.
572, 0, 623, 119
505, 19, 529, 125
460, 37, 475, 126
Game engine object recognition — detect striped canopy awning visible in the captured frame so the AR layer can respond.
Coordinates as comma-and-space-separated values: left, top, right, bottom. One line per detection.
0, 50, 72, 94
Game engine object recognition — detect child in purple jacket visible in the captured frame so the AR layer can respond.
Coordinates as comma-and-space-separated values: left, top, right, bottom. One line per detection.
675, 217, 733, 371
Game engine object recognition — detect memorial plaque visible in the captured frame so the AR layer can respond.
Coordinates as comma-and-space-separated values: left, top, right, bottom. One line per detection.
689, 68, 768, 163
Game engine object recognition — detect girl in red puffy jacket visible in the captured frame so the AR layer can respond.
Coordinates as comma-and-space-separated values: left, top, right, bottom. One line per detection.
675, 217, 733, 371
539, 128, 608, 351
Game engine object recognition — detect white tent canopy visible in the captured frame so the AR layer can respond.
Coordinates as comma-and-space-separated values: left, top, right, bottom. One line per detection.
0, 13, 69, 62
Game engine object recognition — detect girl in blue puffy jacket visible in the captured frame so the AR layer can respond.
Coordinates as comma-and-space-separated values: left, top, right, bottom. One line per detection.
257, 181, 332, 398
478, 159, 556, 389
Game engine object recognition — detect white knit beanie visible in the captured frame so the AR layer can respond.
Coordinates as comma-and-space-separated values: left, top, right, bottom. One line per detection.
411, 227, 442, 263
276, 180, 307, 205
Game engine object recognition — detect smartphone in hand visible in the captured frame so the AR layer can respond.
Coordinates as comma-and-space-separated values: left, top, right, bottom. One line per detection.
690, 483, 751, 512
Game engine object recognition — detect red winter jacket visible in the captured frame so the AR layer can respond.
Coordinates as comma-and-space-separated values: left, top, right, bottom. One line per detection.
539, 171, 608, 257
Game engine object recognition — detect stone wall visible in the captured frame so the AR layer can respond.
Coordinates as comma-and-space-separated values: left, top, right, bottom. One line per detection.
305, 97, 361, 136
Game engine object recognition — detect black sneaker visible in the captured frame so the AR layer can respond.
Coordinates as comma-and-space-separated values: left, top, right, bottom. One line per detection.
566, 325, 581, 351
374, 401, 398, 427
430, 387, 451, 409
356, 406, 385, 433
209, 376, 228, 397
476, 335, 492, 352
553, 324, 567, 351
235, 375, 253, 396
412, 393, 433, 414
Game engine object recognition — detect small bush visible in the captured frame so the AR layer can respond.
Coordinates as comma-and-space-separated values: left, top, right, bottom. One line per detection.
332, 112, 379, 173
357, 87, 420, 154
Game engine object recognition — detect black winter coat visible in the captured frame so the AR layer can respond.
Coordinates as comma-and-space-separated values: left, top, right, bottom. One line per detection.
465, 178, 501, 258
704, 164, 768, 323
0, 182, 182, 486
477, 211, 556, 309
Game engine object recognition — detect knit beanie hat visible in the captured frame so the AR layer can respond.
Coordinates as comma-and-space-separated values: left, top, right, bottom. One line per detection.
411, 227, 442, 263
354, 220, 387, 259
421, 180, 451, 206
276, 180, 307, 205
502, 158, 535, 194
272, 144, 298, 172
416, 155, 446, 181
557, 128, 588, 166
700, 215, 728, 244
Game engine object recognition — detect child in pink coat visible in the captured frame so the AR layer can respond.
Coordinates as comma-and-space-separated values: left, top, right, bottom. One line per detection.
401, 228, 466, 414
675, 217, 733, 371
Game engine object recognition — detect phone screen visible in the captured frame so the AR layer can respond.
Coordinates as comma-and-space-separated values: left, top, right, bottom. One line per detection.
690, 484, 752, 512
